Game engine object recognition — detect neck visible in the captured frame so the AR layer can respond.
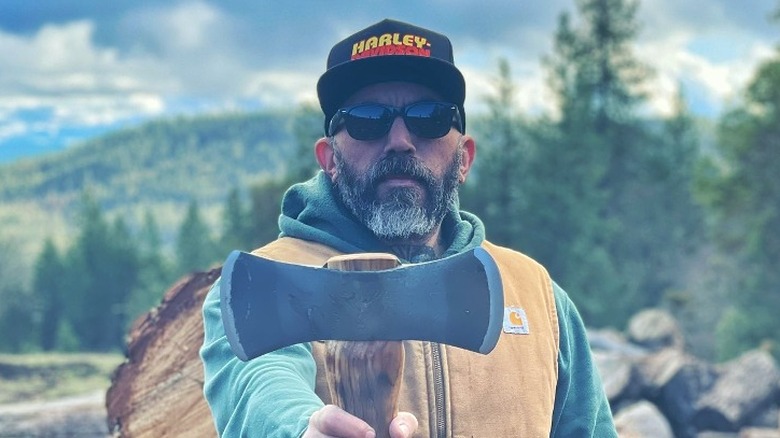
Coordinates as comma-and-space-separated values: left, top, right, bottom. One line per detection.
383, 226, 444, 263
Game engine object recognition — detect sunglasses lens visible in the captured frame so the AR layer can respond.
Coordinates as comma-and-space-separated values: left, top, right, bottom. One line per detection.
405, 102, 456, 139
344, 105, 393, 141
331, 102, 460, 140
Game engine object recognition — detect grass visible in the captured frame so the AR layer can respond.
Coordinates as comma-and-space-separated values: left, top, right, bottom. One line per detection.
0, 352, 124, 405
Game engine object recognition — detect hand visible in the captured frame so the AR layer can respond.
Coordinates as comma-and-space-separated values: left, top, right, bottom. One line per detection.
303, 404, 418, 438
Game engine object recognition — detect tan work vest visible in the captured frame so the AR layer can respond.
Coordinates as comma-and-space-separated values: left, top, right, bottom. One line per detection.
253, 237, 559, 437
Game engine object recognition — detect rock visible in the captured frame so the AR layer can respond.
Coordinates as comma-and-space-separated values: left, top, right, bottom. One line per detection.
589, 329, 648, 407
627, 308, 684, 351
614, 400, 674, 438
694, 350, 780, 432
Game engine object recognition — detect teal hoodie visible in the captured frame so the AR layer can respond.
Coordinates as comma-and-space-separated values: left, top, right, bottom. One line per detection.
200, 172, 616, 437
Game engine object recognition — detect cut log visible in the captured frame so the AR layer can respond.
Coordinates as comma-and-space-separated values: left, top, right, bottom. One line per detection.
627, 308, 684, 351
637, 348, 717, 437
614, 400, 675, 438
593, 350, 638, 404
106, 268, 220, 438
693, 350, 780, 432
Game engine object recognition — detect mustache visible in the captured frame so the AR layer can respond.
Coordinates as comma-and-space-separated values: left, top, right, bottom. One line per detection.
366, 155, 436, 189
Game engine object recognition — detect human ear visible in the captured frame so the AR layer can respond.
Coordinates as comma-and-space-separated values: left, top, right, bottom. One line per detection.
315, 137, 338, 181
458, 135, 476, 184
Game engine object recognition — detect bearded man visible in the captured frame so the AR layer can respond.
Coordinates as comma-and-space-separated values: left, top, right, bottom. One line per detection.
201, 18, 617, 438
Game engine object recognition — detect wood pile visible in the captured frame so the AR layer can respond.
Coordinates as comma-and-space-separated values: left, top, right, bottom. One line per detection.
105, 275, 780, 437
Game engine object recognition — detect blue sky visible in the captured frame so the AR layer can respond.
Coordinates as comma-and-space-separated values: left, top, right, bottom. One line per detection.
0, 0, 777, 162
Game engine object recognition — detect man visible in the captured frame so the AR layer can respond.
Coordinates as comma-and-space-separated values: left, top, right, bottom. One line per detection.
201, 18, 616, 437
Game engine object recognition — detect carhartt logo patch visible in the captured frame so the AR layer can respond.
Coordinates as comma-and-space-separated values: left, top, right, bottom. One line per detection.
503, 307, 530, 335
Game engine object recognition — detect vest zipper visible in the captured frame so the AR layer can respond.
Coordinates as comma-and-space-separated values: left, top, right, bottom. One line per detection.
431, 342, 446, 438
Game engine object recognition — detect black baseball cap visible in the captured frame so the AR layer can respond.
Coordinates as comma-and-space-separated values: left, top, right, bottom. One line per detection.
317, 18, 466, 135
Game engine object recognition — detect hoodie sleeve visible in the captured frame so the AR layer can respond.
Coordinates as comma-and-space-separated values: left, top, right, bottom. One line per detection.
200, 278, 324, 437
550, 282, 617, 437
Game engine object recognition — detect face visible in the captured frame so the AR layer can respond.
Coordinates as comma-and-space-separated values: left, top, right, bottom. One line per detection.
316, 82, 476, 242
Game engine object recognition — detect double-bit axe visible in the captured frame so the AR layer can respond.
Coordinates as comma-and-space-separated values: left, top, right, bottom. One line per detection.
220, 247, 504, 437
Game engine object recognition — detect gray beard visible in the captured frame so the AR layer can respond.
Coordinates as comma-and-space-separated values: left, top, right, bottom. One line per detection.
333, 148, 462, 242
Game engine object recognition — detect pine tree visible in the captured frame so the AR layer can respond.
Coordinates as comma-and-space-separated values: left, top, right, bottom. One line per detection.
219, 187, 252, 254
697, 49, 780, 360
129, 211, 172, 323
641, 90, 706, 302
106, 217, 141, 346
247, 179, 290, 247
33, 238, 66, 350
63, 195, 110, 350
63, 194, 140, 350
461, 59, 529, 248
0, 237, 34, 352
288, 103, 324, 184
244, 104, 324, 249
538, 0, 664, 327
175, 200, 217, 275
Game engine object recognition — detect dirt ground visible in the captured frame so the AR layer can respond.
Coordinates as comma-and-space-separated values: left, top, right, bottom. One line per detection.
0, 391, 109, 438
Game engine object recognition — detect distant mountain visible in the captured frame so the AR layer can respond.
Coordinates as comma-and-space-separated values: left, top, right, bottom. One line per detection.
0, 111, 298, 204
0, 110, 311, 262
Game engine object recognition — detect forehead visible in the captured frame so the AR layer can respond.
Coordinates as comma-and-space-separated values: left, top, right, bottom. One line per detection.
343, 81, 444, 107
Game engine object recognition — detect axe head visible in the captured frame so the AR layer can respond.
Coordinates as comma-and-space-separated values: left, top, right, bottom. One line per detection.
220, 247, 504, 361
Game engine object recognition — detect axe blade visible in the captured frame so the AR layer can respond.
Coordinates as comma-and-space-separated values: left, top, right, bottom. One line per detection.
220, 247, 504, 361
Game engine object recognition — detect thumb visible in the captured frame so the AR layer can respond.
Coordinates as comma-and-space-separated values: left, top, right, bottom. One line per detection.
390, 411, 418, 438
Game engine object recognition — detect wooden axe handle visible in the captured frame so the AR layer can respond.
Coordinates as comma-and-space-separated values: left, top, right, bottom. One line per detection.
325, 253, 404, 438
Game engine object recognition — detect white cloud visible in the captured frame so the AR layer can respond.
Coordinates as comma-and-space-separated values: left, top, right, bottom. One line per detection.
0, 92, 166, 148
0, 20, 171, 116
0, 0, 778, 159
634, 0, 777, 116
0, 2, 258, 149
459, 62, 557, 119
162, 1, 221, 51
0, 120, 27, 142
0, 21, 101, 73
243, 71, 319, 107
635, 29, 776, 116
121, 1, 228, 54
116, 1, 259, 96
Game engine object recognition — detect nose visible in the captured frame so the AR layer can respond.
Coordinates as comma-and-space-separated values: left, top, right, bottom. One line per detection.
383, 116, 416, 154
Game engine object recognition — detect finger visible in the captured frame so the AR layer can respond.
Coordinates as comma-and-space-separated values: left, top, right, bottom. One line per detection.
389, 412, 418, 438
308, 404, 376, 438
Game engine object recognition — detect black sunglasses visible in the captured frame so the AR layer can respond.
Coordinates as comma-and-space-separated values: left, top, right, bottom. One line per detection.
328, 101, 463, 141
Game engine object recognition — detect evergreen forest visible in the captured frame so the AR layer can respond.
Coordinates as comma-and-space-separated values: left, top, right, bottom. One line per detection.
0, 0, 778, 363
